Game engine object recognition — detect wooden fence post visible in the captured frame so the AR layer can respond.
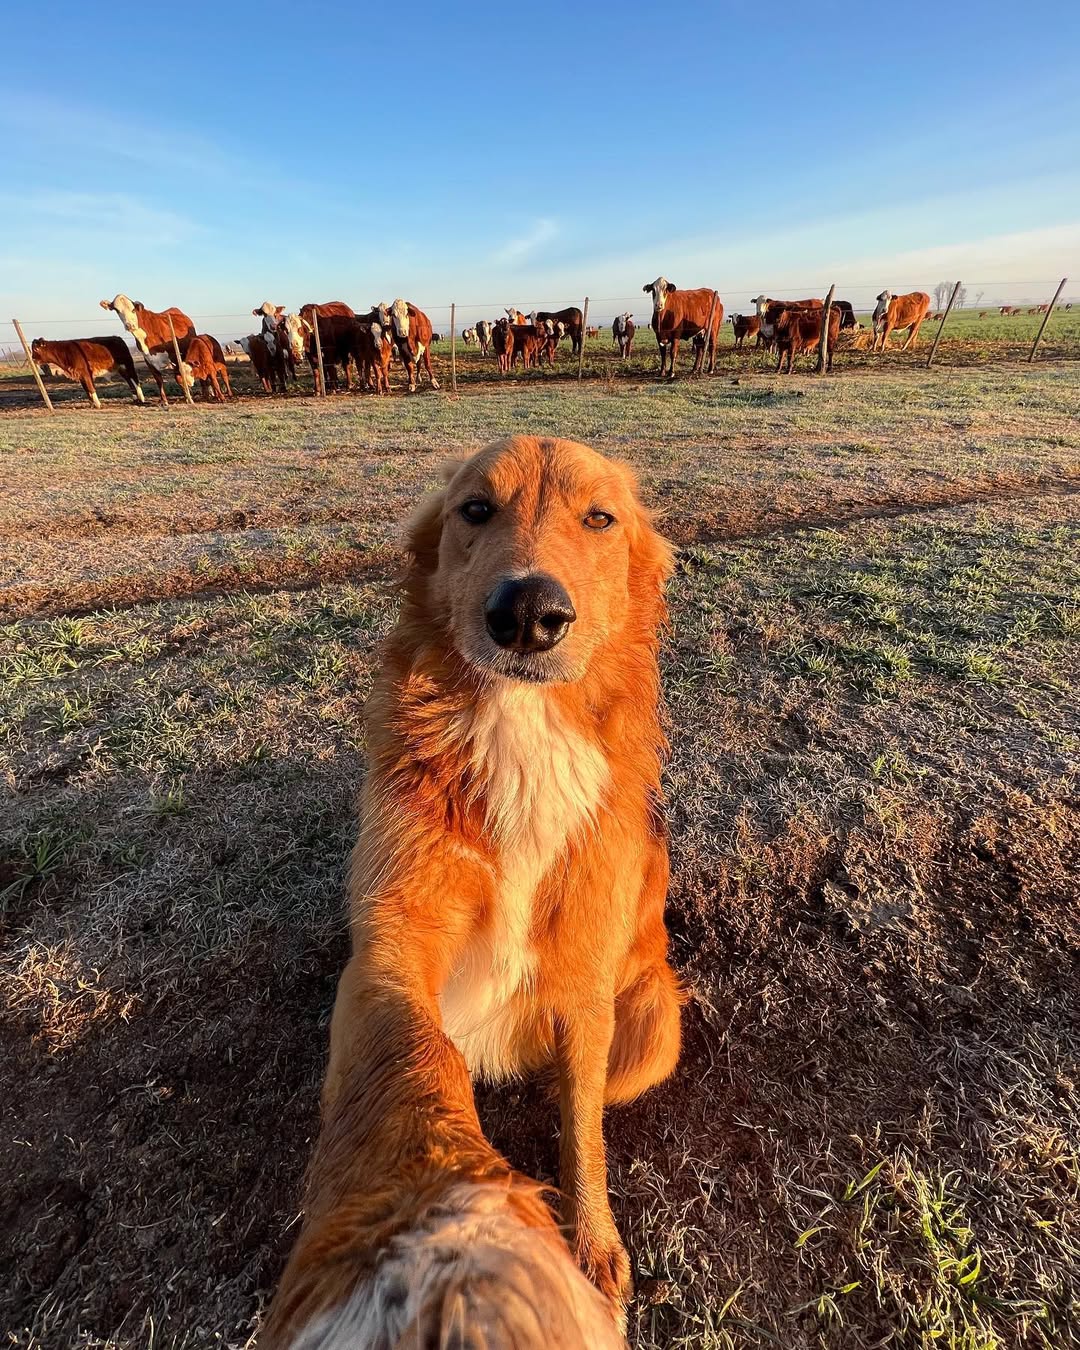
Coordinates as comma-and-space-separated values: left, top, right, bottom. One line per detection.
312, 312, 327, 397
11, 319, 54, 412
816, 283, 836, 374
926, 280, 962, 369
450, 302, 457, 393
168, 314, 195, 405
1028, 277, 1068, 363
577, 296, 590, 380
698, 291, 719, 376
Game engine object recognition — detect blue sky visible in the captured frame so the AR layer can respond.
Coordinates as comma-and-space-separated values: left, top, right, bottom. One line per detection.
2, 3, 1078, 341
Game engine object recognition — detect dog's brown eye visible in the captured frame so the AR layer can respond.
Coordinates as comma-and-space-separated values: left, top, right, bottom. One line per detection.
583, 510, 615, 531
461, 500, 494, 524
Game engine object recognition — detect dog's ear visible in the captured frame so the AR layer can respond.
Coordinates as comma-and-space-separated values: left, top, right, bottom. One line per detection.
404, 487, 446, 574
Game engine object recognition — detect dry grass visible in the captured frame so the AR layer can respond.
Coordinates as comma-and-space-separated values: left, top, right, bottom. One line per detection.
1, 362, 1078, 1348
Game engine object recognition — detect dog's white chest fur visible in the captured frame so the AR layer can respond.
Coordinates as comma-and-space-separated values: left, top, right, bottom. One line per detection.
439, 684, 608, 1077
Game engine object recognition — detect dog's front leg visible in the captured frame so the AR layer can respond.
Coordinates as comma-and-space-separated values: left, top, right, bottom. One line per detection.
555, 1003, 631, 1322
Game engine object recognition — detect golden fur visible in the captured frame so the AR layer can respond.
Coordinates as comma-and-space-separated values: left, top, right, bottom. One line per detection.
264, 435, 682, 1340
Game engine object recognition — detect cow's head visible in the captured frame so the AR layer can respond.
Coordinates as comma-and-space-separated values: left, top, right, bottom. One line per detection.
30, 338, 46, 361
237, 337, 253, 355
253, 302, 283, 322
876, 290, 893, 304
642, 278, 675, 314
281, 313, 306, 364
100, 294, 151, 352
390, 298, 411, 339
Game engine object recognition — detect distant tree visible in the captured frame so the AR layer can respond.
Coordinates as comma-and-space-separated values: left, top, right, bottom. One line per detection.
934, 281, 951, 310
975, 290, 985, 309
955, 285, 967, 309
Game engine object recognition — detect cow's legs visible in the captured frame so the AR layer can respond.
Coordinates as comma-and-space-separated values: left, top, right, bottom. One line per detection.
422, 344, 439, 390
81, 376, 102, 409
902, 319, 923, 352
144, 357, 168, 406
125, 373, 146, 404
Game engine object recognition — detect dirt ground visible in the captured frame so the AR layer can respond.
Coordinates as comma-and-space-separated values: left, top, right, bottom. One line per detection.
1, 356, 1078, 1348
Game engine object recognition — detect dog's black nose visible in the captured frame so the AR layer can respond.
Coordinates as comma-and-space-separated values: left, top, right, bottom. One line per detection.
485, 575, 576, 652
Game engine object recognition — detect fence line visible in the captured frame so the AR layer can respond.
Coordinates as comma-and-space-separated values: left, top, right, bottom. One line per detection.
2, 279, 1075, 332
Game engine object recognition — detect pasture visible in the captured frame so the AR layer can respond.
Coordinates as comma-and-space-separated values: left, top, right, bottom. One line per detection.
1, 356, 1078, 1348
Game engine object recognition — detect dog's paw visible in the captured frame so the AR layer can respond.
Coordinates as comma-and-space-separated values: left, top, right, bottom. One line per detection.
576, 1226, 632, 1325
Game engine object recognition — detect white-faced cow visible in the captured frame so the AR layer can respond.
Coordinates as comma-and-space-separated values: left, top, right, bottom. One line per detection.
871, 290, 931, 352
99, 294, 195, 405
476, 319, 494, 356
462, 327, 477, 345
389, 299, 439, 392
642, 278, 724, 378
30, 336, 145, 409
612, 312, 635, 358
750, 295, 823, 353
239, 334, 286, 395
528, 307, 584, 354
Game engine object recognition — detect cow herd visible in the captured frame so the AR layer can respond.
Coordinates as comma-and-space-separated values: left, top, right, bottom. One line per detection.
27, 281, 952, 407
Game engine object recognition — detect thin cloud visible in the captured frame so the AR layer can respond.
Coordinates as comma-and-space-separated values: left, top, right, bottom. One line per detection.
492, 219, 559, 267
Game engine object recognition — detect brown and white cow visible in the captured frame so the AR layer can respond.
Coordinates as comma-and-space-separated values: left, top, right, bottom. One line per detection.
99, 294, 195, 405
350, 312, 395, 395
729, 314, 761, 350
871, 290, 931, 352
180, 335, 232, 402
612, 312, 635, 358
642, 278, 724, 378
505, 307, 528, 326
476, 319, 494, 356
773, 306, 842, 374
462, 327, 477, 345
389, 299, 439, 392
30, 336, 145, 409
749, 295, 823, 352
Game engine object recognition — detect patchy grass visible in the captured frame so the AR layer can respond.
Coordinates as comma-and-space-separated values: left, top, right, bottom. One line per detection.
1, 368, 1078, 1348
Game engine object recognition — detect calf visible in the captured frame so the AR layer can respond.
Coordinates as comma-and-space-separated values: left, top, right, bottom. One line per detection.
871, 290, 931, 352
510, 324, 541, 370
774, 306, 842, 373
476, 319, 494, 355
612, 312, 635, 358
642, 277, 724, 378
462, 327, 477, 345
239, 334, 286, 395
350, 319, 394, 395
99, 293, 195, 404
180, 335, 232, 402
389, 300, 439, 392
29, 336, 144, 408
493, 317, 514, 373
729, 313, 760, 350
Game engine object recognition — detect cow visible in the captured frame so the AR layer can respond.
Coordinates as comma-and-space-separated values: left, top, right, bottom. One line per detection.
476, 319, 494, 355
529, 307, 584, 354
99, 294, 195, 405
462, 327, 477, 345
833, 300, 857, 330
503, 324, 541, 370
180, 334, 232, 402
303, 313, 365, 393
505, 307, 528, 326
388, 299, 439, 392
252, 301, 299, 381
585, 326, 600, 339
492, 317, 515, 373
612, 312, 635, 358
238, 334, 286, 395
730, 313, 761, 350
999, 305, 1017, 315
642, 277, 724, 378
773, 306, 842, 373
872, 290, 931, 352
750, 295, 823, 352
536, 319, 561, 367
29, 336, 144, 409
979, 311, 989, 318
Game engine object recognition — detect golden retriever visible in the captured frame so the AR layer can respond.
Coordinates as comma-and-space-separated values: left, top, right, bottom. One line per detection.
266, 434, 682, 1337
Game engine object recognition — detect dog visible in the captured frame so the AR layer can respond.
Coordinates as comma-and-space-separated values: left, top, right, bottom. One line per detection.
259, 996, 623, 1348
313, 434, 681, 1329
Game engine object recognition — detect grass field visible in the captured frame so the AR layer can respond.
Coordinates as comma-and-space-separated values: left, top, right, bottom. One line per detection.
1, 354, 1079, 1348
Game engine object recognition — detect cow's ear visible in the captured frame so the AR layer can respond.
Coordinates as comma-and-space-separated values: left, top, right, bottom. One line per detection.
642, 283, 651, 294
668, 284, 677, 292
